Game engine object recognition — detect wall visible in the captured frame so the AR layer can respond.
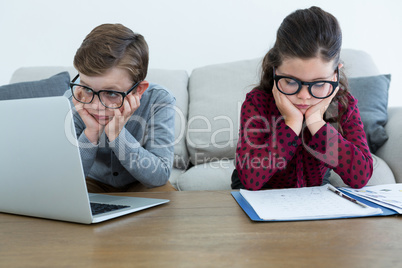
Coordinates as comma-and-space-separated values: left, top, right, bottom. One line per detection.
1, 0, 401, 106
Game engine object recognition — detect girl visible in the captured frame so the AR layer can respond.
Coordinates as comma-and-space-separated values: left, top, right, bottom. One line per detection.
233, 6, 373, 190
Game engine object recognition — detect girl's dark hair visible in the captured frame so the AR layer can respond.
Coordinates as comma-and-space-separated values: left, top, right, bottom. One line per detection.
258, 6, 348, 134
74, 23, 149, 82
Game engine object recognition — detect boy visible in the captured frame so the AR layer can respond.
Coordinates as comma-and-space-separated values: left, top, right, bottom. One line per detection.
64, 23, 176, 192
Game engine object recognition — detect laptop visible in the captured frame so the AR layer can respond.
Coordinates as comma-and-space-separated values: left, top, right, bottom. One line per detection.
0, 96, 169, 224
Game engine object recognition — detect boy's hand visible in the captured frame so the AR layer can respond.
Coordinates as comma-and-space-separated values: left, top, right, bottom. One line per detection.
272, 86, 303, 135
72, 98, 104, 144
105, 92, 141, 142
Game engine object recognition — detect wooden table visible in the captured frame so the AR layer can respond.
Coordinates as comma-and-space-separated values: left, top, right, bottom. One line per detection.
1, 190, 401, 267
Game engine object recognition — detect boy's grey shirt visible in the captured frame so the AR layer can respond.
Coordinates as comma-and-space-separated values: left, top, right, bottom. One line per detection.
64, 83, 176, 188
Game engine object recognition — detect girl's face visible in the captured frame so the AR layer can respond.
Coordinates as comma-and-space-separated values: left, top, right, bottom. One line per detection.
275, 57, 340, 114
79, 68, 133, 125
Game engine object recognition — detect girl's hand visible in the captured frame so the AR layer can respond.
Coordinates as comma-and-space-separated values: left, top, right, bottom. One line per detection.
72, 98, 104, 144
305, 87, 339, 135
272, 85, 303, 135
105, 92, 141, 142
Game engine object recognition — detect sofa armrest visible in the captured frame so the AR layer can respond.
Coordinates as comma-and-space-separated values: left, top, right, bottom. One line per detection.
375, 106, 402, 183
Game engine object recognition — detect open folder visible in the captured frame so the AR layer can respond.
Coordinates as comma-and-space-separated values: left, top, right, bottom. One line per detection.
232, 184, 400, 221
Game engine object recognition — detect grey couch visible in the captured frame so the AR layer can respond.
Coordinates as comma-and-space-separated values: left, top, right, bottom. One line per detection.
5, 49, 402, 190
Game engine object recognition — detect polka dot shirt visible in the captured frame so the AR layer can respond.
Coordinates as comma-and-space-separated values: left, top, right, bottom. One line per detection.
235, 88, 373, 190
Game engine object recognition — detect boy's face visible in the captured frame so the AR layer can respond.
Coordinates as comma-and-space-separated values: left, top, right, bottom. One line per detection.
78, 67, 134, 125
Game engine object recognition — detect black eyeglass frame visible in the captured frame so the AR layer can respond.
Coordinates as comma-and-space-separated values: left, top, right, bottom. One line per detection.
70, 74, 141, 109
273, 67, 340, 99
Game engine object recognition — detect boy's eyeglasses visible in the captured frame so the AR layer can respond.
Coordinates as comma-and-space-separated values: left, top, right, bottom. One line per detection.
70, 74, 141, 109
273, 67, 339, 99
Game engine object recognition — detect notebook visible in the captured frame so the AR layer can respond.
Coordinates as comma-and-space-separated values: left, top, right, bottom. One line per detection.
0, 96, 169, 224
232, 184, 398, 221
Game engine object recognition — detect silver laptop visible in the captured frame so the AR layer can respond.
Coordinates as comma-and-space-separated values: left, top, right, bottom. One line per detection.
0, 96, 169, 224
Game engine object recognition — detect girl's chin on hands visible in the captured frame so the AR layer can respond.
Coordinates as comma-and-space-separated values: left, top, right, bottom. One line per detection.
294, 104, 310, 114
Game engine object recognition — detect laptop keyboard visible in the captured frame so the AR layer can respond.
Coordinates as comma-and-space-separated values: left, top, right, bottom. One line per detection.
90, 202, 130, 215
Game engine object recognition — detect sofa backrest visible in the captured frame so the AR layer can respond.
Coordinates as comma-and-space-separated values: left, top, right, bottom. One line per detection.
340, 49, 379, 77
186, 58, 261, 165
7, 48, 382, 169
10, 66, 77, 84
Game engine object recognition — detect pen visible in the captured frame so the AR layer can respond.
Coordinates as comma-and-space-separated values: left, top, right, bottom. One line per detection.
327, 184, 368, 208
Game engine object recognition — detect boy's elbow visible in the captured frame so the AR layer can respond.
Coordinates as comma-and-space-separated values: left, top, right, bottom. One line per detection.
150, 164, 171, 187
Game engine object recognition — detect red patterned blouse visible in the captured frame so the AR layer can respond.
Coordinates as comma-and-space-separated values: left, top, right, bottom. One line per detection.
235, 88, 373, 190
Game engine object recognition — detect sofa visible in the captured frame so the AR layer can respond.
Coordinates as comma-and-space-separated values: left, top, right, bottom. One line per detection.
3, 49, 401, 190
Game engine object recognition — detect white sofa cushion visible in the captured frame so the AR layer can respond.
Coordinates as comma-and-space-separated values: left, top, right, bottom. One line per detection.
168, 167, 185, 190
176, 159, 235, 191
187, 58, 260, 165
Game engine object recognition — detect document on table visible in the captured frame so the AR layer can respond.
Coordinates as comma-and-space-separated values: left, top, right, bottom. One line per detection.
340, 183, 402, 214
239, 184, 383, 221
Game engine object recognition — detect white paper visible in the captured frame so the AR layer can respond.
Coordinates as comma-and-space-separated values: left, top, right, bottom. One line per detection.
340, 183, 402, 214
240, 184, 382, 221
